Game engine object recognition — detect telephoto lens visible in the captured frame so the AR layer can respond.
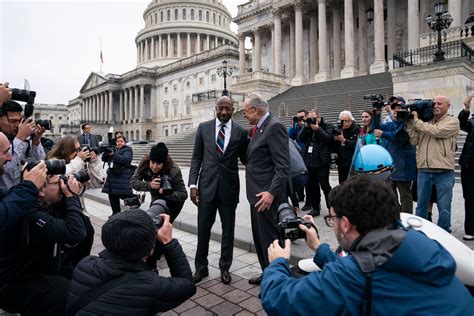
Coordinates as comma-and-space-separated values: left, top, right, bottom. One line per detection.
145, 199, 169, 229
23, 159, 66, 175
35, 119, 52, 130
160, 175, 173, 195
73, 169, 90, 184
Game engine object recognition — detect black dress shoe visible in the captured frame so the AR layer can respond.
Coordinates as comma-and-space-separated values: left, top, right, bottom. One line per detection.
193, 270, 209, 284
308, 208, 320, 217
301, 205, 312, 211
248, 274, 262, 285
221, 271, 231, 284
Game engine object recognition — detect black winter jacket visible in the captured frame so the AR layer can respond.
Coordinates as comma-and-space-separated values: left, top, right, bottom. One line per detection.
459, 109, 474, 168
334, 122, 360, 168
102, 146, 134, 196
67, 239, 196, 315
298, 118, 334, 167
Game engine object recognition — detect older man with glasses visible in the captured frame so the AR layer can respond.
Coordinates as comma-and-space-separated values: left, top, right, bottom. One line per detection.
333, 110, 360, 183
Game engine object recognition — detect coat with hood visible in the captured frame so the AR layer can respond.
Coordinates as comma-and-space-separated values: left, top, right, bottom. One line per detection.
261, 226, 473, 316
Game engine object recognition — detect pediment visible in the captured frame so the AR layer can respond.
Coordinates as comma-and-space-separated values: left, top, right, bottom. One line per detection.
80, 72, 109, 93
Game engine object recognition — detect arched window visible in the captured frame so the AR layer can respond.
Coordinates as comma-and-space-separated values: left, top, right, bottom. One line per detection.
186, 96, 191, 115
167, 10, 170, 21
191, 9, 194, 20
206, 11, 209, 22
160, 11, 163, 22
218, 15, 221, 26
199, 10, 202, 21
213, 13, 216, 24
183, 9, 186, 20
155, 12, 157, 24
174, 9, 178, 20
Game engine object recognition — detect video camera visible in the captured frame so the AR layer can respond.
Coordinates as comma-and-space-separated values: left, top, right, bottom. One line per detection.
363, 94, 386, 110
277, 203, 317, 242
397, 99, 434, 122
123, 195, 169, 229
22, 158, 66, 175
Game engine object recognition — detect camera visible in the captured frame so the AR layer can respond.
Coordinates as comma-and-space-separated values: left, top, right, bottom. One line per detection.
11, 88, 36, 105
36, 119, 52, 131
59, 169, 90, 184
398, 99, 434, 122
160, 175, 173, 195
363, 94, 386, 110
292, 116, 299, 124
277, 203, 317, 241
23, 159, 66, 175
144, 199, 169, 229
306, 117, 317, 126
332, 120, 344, 136
80, 144, 100, 163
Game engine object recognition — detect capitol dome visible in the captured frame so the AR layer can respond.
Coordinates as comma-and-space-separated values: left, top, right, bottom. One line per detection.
135, 0, 237, 67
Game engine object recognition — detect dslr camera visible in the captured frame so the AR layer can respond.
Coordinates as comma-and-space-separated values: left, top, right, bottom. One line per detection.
363, 94, 386, 111
305, 117, 317, 126
124, 196, 169, 229
332, 120, 344, 136
277, 203, 317, 241
23, 159, 66, 175
398, 99, 434, 122
124, 192, 146, 209
59, 169, 90, 184
160, 175, 173, 195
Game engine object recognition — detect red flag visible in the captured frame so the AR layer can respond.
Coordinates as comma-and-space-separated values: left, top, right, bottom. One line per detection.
100, 50, 103, 64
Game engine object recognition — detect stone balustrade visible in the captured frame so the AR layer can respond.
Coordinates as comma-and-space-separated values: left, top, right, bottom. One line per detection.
420, 23, 474, 48
235, 71, 285, 83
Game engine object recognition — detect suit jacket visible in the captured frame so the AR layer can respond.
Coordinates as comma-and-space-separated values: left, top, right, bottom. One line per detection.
188, 119, 248, 205
246, 114, 289, 205
77, 133, 100, 149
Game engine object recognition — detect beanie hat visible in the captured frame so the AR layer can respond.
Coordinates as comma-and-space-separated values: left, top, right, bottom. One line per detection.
101, 210, 157, 261
149, 142, 168, 163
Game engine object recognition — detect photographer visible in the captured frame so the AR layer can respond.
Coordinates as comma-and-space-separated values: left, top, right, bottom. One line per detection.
405, 95, 460, 232
260, 175, 472, 315
333, 110, 359, 183
131, 142, 187, 223
0, 174, 87, 315
288, 109, 307, 203
67, 210, 196, 315
102, 135, 135, 215
459, 96, 474, 241
298, 109, 334, 216
374, 101, 416, 214
0, 82, 12, 105
0, 100, 46, 189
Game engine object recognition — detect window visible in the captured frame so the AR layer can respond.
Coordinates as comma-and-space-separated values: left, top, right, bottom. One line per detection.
164, 102, 169, 118
183, 9, 186, 20
173, 84, 177, 91
213, 13, 216, 24
173, 100, 178, 117
164, 86, 168, 93
155, 12, 157, 24
191, 9, 194, 20
218, 15, 221, 26
186, 81, 190, 88
175, 9, 178, 20
167, 10, 170, 21
211, 74, 216, 83
199, 10, 202, 21
161, 11, 163, 22
59, 116, 62, 120
199, 77, 204, 85
206, 11, 209, 22
186, 96, 191, 115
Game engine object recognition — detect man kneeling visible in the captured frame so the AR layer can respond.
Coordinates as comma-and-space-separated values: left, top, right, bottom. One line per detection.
260, 175, 473, 315
67, 210, 196, 315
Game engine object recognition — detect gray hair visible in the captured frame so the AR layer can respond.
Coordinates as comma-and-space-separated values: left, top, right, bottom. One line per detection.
309, 109, 320, 116
246, 93, 268, 112
339, 110, 354, 121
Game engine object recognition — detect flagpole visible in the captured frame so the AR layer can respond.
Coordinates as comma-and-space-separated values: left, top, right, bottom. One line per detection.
100, 37, 103, 73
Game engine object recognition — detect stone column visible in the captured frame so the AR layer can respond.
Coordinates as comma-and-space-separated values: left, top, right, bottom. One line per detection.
158, 35, 162, 59
387, 0, 397, 60
187, 33, 191, 57
177, 33, 182, 57
151, 86, 157, 118
102, 93, 106, 122
341, 0, 355, 78
91, 95, 95, 122
109, 91, 113, 123
151, 36, 155, 59
214, 36, 218, 48
137, 44, 140, 64
270, 23, 275, 73
239, 33, 246, 74
370, 0, 386, 74
408, 0, 419, 50
449, 0, 461, 28
97, 93, 102, 123
197, 33, 201, 53
129, 87, 133, 120
309, 12, 318, 79
88, 98, 91, 122
254, 28, 261, 72
333, 4, 342, 79
358, 0, 368, 75
292, 1, 306, 85
273, 10, 282, 75
140, 85, 145, 122
206, 34, 210, 50
315, 0, 329, 82
134, 86, 139, 122
119, 90, 123, 122
289, 18, 295, 79
420, 0, 429, 34
168, 34, 172, 57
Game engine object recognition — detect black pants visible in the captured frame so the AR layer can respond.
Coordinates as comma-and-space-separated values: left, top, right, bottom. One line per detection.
338, 165, 350, 184
108, 193, 135, 214
250, 203, 280, 270
461, 166, 474, 235
195, 196, 237, 273
306, 166, 332, 211
0, 275, 69, 315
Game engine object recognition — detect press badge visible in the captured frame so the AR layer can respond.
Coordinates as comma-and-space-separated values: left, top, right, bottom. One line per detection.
307, 146, 313, 153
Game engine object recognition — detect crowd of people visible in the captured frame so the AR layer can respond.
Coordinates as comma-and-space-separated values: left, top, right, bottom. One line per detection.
0, 80, 473, 314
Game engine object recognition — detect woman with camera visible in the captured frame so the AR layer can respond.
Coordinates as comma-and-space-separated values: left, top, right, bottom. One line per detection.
101, 135, 135, 215
359, 109, 383, 146
131, 142, 187, 223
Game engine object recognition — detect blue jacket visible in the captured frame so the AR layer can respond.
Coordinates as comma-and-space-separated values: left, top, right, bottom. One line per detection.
102, 146, 134, 196
261, 229, 473, 316
288, 123, 305, 150
379, 119, 416, 181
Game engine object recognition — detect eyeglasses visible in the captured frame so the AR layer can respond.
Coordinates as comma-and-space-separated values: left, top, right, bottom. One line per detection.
323, 214, 340, 227
243, 106, 255, 113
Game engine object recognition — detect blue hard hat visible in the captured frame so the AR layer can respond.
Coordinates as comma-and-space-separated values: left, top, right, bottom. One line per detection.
352, 144, 393, 182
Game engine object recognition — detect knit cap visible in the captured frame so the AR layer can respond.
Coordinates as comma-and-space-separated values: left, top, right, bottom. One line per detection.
149, 142, 168, 163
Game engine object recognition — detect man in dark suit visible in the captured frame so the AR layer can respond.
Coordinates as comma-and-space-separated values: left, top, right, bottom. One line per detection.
77, 123, 99, 148
189, 96, 248, 284
243, 93, 289, 285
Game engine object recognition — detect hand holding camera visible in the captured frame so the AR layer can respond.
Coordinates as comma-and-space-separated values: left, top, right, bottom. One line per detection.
22, 160, 47, 189
77, 147, 92, 162
60, 175, 82, 197
31, 124, 46, 146
334, 134, 345, 143
17, 118, 37, 141
150, 176, 161, 190
299, 215, 321, 252
267, 239, 291, 263
156, 213, 172, 245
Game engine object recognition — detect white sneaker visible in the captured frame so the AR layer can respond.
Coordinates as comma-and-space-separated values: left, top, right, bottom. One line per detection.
462, 235, 474, 241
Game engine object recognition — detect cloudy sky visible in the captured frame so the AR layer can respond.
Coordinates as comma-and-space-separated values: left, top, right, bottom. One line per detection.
0, 0, 246, 104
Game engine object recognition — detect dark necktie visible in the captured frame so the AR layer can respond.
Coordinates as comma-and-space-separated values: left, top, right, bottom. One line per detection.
85, 134, 89, 145
216, 124, 225, 155
250, 125, 258, 139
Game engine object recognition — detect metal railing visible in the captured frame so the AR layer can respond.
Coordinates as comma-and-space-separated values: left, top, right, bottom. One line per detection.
393, 40, 473, 68
191, 90, 246, 103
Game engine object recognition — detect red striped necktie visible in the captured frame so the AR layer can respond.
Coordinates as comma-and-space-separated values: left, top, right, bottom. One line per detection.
216, 124, 225, 155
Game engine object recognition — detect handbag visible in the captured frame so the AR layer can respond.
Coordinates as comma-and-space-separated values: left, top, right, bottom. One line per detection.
85, 160, 107, 189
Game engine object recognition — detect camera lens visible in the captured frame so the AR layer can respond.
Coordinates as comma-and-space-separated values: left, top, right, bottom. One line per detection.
45, 159, 66, 175
160, 175, 173, 195
73, 169, 90, 183
145, 199, 169, 229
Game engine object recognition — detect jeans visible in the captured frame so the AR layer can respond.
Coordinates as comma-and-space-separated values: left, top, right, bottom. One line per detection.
416, 170, 454, 232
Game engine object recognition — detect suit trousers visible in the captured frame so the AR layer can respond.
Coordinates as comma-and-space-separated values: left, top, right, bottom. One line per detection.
461, 166, 474, 235
195, 198, 237, 273
250, 203, 280, 270
306, 166, 332, 211
392, 181, 413, 214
